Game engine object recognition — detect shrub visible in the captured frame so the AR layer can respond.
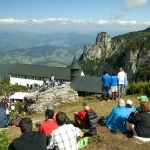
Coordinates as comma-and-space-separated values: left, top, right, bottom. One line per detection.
0, 130, 10, 150
127, 81, 150, 96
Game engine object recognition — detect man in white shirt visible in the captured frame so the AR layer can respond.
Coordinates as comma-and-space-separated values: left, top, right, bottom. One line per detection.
117, 68, 125, 98
47, 112, 79, 150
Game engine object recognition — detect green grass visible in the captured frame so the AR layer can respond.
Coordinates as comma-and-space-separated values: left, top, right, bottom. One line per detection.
7, 94, 150, 150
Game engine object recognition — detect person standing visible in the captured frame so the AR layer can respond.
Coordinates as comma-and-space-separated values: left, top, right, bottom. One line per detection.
117, 68, 125, 98
51, 75, 55, 87
101, 70, 111, 101
110, 71, 118, 100
8, 118, 47, 150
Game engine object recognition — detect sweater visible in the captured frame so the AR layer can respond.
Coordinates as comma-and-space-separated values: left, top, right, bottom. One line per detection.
8, 131, 47, 150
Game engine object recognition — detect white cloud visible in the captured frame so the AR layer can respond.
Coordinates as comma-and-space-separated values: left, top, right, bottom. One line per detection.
122, 0, 148, 11
0, 18, 27, 24
96, 20, 110, 25
117, 20, 137, 25
140, 21, 150, 26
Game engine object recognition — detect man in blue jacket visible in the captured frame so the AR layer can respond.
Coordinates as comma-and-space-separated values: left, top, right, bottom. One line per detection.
101, 70, 111, 101
106, 99, 131, 132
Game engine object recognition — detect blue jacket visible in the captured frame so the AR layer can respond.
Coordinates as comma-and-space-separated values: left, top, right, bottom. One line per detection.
124, 75, 128, 87
110, 76, 119, 86
106, 106, 132, 132
125, 106, 135, 114
102, 74, 111, 86
0, 108, 8, 127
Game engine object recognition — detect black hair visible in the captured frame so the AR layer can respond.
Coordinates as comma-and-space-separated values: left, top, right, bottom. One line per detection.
45, 109, 54, 119
56, 112, 66, 126
112, 71, 116, 76
19, 118, 32, 133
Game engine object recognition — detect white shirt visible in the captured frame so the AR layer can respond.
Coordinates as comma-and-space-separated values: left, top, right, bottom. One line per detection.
118, 72, 125, 84
47, 124, 78, 150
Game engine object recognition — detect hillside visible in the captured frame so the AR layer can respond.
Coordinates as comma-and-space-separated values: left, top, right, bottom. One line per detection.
6, 95, 150, 150
79, 27, 150, 81
0, 31, 95, 78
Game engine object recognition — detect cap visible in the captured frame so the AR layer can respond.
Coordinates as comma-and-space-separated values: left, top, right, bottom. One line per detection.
83, 101, 89, 106
47, 104, 54, 111
137, 96, 148, 102
126, 100, 133, 105
118, 99, 125, 107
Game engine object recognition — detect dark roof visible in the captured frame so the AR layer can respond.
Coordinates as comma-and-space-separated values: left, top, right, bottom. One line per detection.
70, 55, 81, 70
9, 63, 70, 80
70, 76, 102, 93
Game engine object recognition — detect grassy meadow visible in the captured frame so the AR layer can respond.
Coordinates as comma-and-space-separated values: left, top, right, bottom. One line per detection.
6, 94, 150, 150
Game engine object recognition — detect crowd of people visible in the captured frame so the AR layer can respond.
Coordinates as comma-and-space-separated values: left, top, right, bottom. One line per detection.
1, 68, 150, 149
0, 94, 150, 149
101, 67, 128, 101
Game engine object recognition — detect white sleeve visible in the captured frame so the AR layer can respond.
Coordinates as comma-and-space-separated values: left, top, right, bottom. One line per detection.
47, 134, 55, 149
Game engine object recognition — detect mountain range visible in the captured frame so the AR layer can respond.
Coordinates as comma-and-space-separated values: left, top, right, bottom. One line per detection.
0, 31, 96, 78
0, 27, 150, 81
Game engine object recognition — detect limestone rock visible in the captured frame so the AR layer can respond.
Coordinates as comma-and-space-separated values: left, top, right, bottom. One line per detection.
24, 82, 78, 113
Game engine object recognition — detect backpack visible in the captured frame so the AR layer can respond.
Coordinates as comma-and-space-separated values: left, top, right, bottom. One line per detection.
84, 109, 98, 130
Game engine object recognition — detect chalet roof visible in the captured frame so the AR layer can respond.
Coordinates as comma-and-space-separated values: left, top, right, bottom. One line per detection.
9, 63, 70, 80
70, 76, 102, 94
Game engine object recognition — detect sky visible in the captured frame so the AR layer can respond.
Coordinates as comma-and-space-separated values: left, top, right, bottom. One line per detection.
0, 0, 150, 35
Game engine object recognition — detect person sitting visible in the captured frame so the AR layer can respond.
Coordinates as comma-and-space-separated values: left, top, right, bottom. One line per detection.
136, 96, 148, 112
106, 99, 130, 132
127, 102, 150, 138
47, 112, 79, 150
74, 101, 91, 128
8, 118, 47, 150
38, 109, 58, 136
0, 102, 8, 128
47, 104, 72, 124
125, 100, 135, 113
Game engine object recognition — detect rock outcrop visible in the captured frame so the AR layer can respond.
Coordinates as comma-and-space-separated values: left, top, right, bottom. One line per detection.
79, 30, 150, 81
24, 82, 78, 113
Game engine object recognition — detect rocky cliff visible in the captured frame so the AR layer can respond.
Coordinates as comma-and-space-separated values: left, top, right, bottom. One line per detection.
79, 28, 150, 81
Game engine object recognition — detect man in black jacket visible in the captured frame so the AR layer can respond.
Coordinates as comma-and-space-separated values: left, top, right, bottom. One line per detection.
8, 118, 47, 150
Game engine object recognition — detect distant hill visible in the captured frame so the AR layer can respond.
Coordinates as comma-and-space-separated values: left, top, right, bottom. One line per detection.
0, 31, 95, 51
139, 26, 150, 32
0, 31, 96, 78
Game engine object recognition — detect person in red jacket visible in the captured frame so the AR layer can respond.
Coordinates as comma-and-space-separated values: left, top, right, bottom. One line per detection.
38, 109, 58, 136
74, 101, 91, 128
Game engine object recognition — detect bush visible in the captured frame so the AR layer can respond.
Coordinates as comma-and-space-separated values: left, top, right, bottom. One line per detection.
4, 85, 28, 94
0, 130, 10, 150
127, 81, 150, 96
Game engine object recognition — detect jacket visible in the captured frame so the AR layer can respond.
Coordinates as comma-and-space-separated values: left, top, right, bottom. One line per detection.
128, 111, 150, 138
0, 108, 8, 127
106, 106, 131, 132
8, 131, 47, 150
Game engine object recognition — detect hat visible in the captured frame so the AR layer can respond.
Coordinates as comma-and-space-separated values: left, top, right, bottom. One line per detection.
47, 104, 54, 111
137, 96, 148, 102
83, 101, 89, 106
118, 99, 125, 107
126, 100, 133, 105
